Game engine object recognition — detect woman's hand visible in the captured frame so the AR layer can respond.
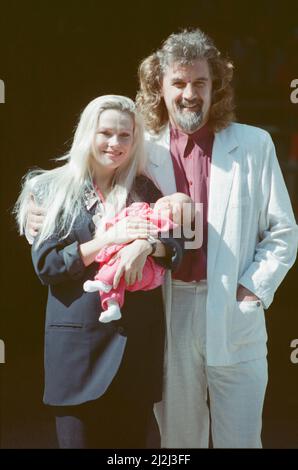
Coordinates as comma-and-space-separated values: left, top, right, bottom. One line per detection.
26, 194, 46, 238
236, 284, 260, 302
102, 216, 158, 246
80, 216, 157, 268
111, 239, 152, 288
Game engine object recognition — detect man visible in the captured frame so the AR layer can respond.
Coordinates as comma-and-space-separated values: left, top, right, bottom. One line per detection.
135, 29, 298, 448
27, 29, 297, 448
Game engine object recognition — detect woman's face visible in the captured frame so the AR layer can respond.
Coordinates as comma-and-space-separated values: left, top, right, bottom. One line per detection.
92, 109, 134, 173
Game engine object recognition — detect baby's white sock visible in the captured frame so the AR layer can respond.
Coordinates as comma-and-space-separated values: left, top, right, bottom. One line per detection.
99, 299, 122, 323
83, 280, 112, 293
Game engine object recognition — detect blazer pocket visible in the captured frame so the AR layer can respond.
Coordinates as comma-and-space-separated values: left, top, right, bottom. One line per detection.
237, 299, 262, 312
231, 300, 267, 346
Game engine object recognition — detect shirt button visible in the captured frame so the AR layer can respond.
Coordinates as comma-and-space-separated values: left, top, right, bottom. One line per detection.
256, 301, 261, 307
189, 181, 193, 186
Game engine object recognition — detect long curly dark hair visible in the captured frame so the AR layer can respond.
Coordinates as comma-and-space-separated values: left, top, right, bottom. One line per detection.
136, 29, 235, 133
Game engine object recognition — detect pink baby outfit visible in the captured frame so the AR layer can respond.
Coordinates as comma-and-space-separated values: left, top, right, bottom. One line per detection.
94, 202, 175, 310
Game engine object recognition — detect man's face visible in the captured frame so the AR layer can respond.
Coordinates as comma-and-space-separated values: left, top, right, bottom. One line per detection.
161, 59, 212, 134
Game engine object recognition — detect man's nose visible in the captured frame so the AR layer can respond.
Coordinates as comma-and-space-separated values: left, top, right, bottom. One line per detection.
182, 83, 196, 100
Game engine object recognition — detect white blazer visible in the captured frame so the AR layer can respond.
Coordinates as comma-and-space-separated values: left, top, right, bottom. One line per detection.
145, 122, 298, 365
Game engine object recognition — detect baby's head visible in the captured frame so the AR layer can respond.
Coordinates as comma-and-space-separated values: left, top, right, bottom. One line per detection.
153, 197, 175, 223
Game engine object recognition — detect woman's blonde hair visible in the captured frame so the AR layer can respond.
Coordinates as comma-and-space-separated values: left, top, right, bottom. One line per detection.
14, 95, 146, 247
136, 28, 235, 133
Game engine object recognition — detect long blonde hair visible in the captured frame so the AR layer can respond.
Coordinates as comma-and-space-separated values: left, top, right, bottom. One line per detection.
14, 95, 146, 247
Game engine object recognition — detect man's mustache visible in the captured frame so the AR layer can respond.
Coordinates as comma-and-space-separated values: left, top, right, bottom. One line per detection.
177, 99, 202, 110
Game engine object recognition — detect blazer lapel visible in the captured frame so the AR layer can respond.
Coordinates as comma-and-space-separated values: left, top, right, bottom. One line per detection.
207, 125, 238, 280
146, 125, 177, 195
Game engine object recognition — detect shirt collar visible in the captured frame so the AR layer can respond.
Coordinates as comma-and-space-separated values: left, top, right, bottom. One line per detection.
170, 123, 214, 157
82, 182, 106, 228
82, 180, 104, 212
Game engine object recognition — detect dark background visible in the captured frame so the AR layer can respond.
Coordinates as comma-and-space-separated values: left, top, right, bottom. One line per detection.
0, 0, 297, 448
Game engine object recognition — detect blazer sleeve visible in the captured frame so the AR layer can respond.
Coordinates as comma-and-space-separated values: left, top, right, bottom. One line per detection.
156, 230, 184, 271
31, 235, 86, 286
238, 133, 298, 308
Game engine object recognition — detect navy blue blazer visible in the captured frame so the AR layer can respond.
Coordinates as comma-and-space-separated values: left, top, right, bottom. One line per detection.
31, 176, 183, 406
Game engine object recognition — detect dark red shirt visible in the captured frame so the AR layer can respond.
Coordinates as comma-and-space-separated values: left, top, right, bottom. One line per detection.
170, 123, 214, 282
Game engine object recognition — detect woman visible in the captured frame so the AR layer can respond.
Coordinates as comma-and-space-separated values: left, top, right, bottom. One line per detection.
14, 95, 183, 448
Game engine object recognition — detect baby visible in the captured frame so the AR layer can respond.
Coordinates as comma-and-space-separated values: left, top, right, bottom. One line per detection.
84, 193, 193, 322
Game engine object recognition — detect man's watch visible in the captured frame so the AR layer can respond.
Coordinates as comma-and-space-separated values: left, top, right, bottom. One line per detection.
147, 235, 158, 255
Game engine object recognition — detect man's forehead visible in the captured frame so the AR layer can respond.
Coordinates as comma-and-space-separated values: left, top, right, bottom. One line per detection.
164, 59, 210, 78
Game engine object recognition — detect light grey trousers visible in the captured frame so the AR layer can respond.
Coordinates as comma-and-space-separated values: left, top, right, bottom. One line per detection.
154, 280, 268, 448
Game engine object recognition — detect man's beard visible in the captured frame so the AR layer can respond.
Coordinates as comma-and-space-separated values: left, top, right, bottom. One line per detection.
175, 100, 204, 133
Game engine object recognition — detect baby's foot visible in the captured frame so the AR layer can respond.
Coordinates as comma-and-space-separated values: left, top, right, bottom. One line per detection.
83, 280, 112, 293
99, 301, 122, 323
